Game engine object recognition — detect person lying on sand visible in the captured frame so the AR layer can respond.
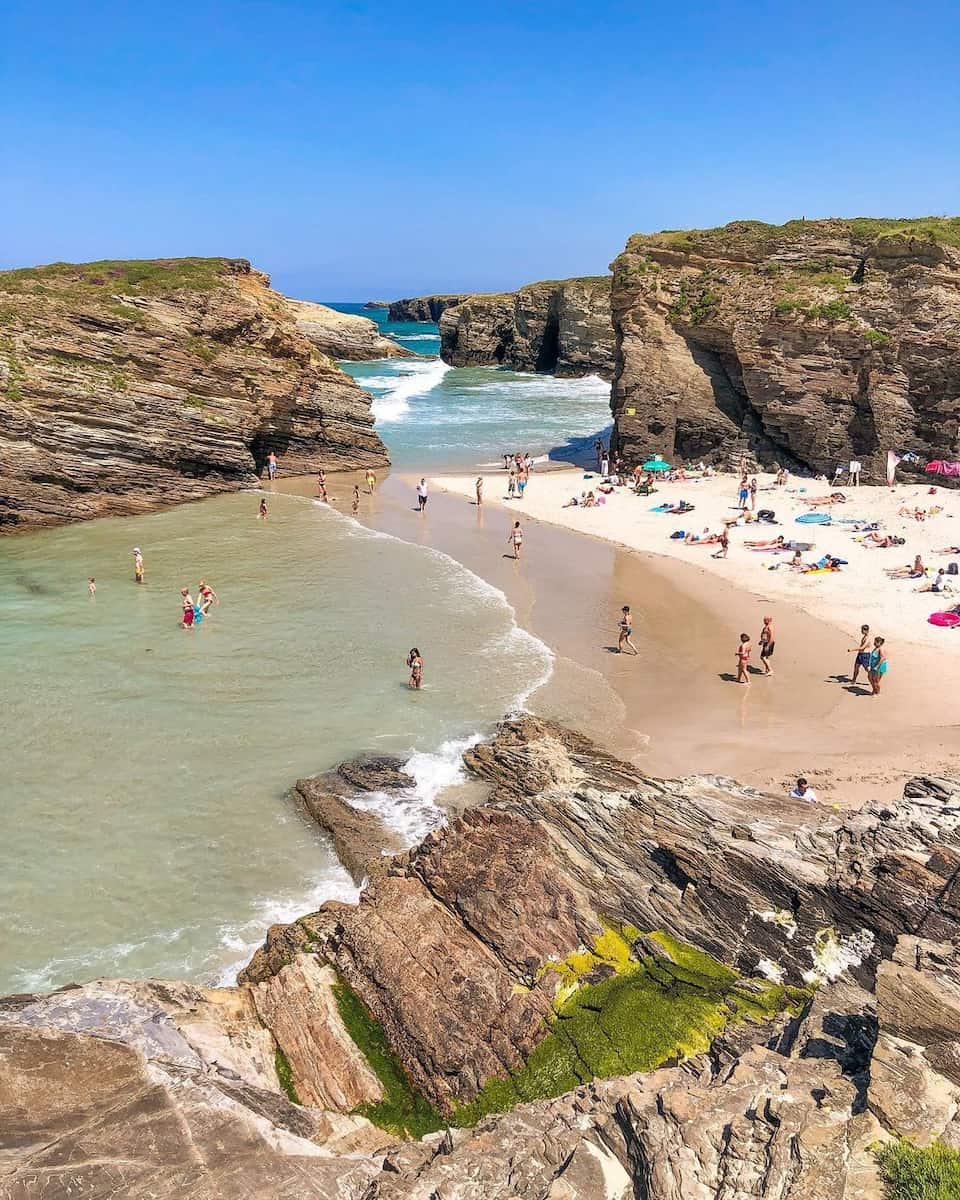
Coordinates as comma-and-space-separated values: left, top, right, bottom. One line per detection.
563, 493, 587, 508
858, 532, 905, 548
886, 555, 925, 579
684, 528, 719, 545
939, 546, 960, 555
917, 569, 953, 594
809, 492, 847, 506
898, 506, 941, 521
745, 535, 786, 549
802, 555, 843, 573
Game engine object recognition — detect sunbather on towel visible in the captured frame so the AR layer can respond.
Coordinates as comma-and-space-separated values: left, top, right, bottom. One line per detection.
809, 492, 847, 506
745, 535, 786, 549
886, 555, 925, 579
684, 528, 719, 545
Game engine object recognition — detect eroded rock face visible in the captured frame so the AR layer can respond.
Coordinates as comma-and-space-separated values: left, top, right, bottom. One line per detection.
285, 298, 413, 361
439, 277, 613, 377
0, 257, 389, 529
609, 218, 960, 479
387, 295, 465, 323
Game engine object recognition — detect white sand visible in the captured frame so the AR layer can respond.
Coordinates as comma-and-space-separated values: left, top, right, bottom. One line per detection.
435, 468, 960, 651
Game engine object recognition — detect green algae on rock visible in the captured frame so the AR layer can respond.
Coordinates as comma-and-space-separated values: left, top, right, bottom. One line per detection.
450, 927, 810, 1127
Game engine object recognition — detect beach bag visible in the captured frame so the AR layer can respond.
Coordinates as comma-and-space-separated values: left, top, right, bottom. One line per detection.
948, 563, 958, 575
670, 530, 685, 539
757, 508, 775, 522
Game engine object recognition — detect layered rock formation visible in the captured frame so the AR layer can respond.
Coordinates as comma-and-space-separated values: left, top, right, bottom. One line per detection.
609, 217, 960, 481
387, 295, 465, 323
439, 277, 614, 377
6, 718, 960, 1196
284, 298, 411, 361
0, 257, 390, 530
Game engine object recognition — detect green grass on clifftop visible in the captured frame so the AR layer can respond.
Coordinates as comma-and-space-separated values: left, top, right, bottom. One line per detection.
877, 1140, 960, 1199
627, 216, 960, 254
0, 257, 237, 297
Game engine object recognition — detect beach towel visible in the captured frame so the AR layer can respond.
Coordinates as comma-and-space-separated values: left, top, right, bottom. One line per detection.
797, 512, 832, 525
651, 504, 670, 512
929, 612, 960, 627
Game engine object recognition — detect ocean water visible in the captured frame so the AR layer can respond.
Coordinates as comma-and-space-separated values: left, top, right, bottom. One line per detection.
332, 303, 612, 470
0, 492, 550, 993
1, 302, 610, 996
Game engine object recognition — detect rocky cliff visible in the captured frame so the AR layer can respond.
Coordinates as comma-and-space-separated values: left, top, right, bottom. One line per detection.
609, 217, 960, 481
0, 258, 390, 530
387, 295, 465, 322
439, 276, 614, 377
284, 298, 412, 361
5, 716, 960, 1197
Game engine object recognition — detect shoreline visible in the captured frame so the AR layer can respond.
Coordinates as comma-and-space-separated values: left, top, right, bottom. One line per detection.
297, 466, 959, 809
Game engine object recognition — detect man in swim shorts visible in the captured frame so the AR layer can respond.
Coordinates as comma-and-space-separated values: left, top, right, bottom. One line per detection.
618, 606, 638, 655
759, 615, 776, 676
850, 624, 871, 685
133, 548, 144, 584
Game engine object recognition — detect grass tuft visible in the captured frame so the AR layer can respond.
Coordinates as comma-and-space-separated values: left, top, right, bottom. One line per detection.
274, 1047, 302, 1105
876, 1139, 960, 1199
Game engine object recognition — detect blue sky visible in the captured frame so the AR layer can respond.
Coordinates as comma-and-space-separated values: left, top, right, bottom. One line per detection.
2, 1, 957, 297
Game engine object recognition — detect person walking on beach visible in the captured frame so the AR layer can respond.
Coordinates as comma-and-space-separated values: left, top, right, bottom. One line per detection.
416, 478, 428, 512
365, 469, 377, 494
352, 484, 361, 514
88, 577, 96, 597
507, 471, 516, 499
475, 477, 483, 506
258, 498, 268, 520
618, 606, 638, 655
517, 467, 527, 500
406, 647, 423, 689
868, 637, 888, 696
133, 547, 145, 585
266, 452, 278, 481
317, 468, 327, 499
711, 528, 729, 559
759, 615, 776, 676
595, 439, 605, 471
736, 632, 752, 684
850, 624, 871, 684
508, 521, 524, 559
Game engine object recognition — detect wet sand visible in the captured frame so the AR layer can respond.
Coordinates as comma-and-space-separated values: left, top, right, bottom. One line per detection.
284, 471, 959, 809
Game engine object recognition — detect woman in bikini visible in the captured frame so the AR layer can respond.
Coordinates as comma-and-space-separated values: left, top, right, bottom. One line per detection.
406, 648, 423, 690
508, 521, 524, 559
618, 606, 638, 655
736, 633, 752, 684
868, 636, 888, 696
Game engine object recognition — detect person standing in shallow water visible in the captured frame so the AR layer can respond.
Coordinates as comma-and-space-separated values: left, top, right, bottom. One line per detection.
618, 606, 638, 655
258, 498, 268, 520
352, 484, 360, 515
180, 588, 195, 628
406, 647, 423, 689
133, 548, 144, 584
416, 478, 428, 512
365, 469, 376, 494
476, 476, 483, 506
88, 577, 96, 597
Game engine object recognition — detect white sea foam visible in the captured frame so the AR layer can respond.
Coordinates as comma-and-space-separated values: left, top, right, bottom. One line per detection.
369, 359, 451, 422
396, 333, 440, 341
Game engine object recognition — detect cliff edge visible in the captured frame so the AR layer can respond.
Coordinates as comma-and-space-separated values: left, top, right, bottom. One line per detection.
0, 257, 390, 530
609, 217, 960, 480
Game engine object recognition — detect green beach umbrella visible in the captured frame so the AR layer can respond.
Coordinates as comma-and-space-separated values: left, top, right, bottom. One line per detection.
642, 457, 671, 472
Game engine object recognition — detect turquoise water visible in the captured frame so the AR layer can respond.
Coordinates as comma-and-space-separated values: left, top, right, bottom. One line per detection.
1, 303, 611, 996
0, 491, 549, 993
331, 303, 613, 470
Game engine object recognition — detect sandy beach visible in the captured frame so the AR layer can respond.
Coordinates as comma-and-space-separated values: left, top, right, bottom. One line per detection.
435, 466, 960, 653
281, 469, 960, 812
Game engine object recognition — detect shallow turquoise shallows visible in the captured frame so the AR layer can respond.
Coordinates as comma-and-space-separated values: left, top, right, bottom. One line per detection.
0, 491, 550, 993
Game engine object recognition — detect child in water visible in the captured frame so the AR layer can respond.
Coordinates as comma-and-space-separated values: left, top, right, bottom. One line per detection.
258, 499, 268, 520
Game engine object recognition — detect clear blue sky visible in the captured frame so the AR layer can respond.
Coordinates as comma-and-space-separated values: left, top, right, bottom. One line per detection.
2, 1, 957, 298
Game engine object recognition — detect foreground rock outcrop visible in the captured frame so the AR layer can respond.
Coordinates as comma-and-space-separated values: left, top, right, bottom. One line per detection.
0, 257, 390, 530
609, 217, 960, 480
4, 717, 960, 1197
439, 277, 614, 377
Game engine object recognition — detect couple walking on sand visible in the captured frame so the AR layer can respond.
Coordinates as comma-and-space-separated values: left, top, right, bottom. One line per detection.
735, 616, 776, 683
849, 624, 889, 695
